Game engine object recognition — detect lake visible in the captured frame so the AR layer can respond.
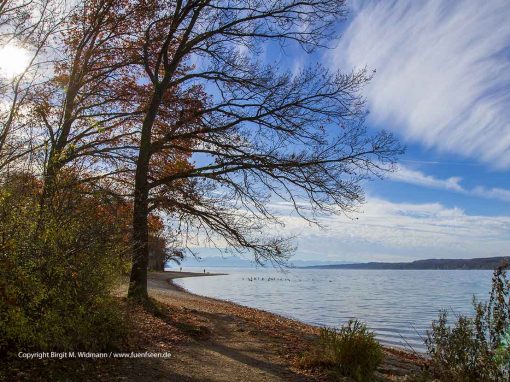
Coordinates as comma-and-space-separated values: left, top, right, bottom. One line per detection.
173, 268, 494, 352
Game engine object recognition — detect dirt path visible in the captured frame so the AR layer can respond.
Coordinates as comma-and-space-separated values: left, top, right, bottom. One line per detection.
144, 271, 319, 381
133, 271, 424, 382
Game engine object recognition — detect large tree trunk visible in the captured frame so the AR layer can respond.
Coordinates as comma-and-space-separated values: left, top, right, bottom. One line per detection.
128, 89, 162, 301
128, 163, 150, 300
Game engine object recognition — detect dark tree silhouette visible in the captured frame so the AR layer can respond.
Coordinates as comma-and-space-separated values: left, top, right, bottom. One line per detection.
123, 0, 403, 300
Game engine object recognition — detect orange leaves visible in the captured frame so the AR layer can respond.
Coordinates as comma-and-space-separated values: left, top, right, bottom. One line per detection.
148, 214, 164, 235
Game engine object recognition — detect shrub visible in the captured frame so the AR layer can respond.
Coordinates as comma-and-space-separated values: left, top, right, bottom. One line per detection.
426, 263, 510, 381
0, 172, 131, 355
300, 319, 383, 381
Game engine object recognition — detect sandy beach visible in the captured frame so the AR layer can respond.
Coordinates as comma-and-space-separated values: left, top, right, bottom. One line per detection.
138, 271, 424, 381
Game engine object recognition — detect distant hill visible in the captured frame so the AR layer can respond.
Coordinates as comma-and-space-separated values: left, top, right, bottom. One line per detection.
301, 256, 510, 270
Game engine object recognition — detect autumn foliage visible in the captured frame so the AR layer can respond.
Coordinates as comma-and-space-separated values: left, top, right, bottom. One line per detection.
0, 171, 132, 354
0, 0, 403, 354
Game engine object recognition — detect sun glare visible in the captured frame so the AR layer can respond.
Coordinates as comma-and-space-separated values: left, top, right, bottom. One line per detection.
0, 44, 30, 78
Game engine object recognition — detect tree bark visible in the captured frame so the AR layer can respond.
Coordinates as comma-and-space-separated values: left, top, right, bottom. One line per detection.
128, 171, 150, 300
128, 88, 162, 301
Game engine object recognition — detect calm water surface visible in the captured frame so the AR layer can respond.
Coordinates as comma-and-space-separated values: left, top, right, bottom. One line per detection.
174, 268, 492, 352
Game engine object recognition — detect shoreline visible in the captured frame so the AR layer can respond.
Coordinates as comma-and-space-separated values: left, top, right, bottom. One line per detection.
4, 271, 426, 381
164, 270, 426, 354
149, 271, 426, 380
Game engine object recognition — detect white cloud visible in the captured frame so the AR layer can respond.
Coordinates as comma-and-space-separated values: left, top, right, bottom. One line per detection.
271, 198, 510, 262
387, 165, 463, 192
182, 195, 510, 262
471, 186, 510, 202
387, 164, 510, 202
331, 0, 510, 168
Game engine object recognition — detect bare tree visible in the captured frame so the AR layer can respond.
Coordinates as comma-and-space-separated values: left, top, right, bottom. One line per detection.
0, 0, 63, 171
31, 0, 144, 203
123, 0, 403, 300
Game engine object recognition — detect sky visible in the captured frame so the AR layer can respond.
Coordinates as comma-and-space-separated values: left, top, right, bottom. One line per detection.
244, 0, 510, 263
2, 0, 508, 264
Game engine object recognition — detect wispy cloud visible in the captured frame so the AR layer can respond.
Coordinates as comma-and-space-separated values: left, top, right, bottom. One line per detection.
331, 0, 510, 168
387, 165, 463, 192
471, 186, 510, 202
187, 196, 510, 262
387, 164, 510, 202
271, 198, 510, 262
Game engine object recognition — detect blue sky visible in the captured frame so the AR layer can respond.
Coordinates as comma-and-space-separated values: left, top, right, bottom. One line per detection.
332, 0, 510, 212
189, 0, 510, 264
292, 0, 510, 262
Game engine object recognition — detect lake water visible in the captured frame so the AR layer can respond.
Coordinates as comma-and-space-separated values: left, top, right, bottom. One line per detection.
174, 268, 493, 352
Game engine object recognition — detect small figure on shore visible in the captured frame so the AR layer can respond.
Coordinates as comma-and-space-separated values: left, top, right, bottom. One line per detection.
203, 269, 206, 274
180, 267, 182, 272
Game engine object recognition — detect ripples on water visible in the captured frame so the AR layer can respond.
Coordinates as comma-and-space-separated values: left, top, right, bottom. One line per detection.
174, 268, 492, 352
